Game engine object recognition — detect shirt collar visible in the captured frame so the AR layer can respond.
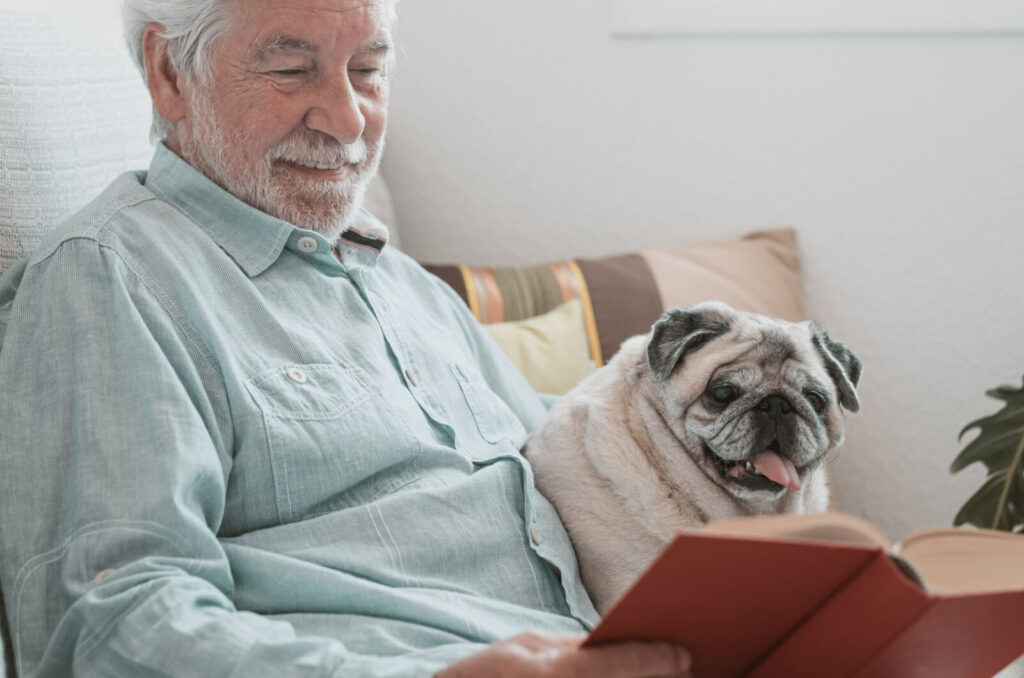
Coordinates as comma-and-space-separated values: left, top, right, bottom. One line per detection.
143, 143, 298, 277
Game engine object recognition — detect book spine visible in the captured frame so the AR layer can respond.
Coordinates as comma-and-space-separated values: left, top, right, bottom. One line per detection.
746, 551, 929, 678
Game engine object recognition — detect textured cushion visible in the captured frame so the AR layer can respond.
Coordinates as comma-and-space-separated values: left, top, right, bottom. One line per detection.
482, 300, 593, 395
423, 228, 804, 382
0, 6, 154, 275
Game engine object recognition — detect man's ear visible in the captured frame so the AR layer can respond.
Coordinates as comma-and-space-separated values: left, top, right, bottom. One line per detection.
142, 23, 187, 129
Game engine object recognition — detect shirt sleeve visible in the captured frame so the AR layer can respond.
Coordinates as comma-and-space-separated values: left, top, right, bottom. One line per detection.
0, 239, 481, 678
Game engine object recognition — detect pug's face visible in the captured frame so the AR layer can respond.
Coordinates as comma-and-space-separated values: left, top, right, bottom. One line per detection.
644, 302, 861, 500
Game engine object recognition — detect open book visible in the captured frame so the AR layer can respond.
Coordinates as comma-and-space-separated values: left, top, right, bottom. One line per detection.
583, 511, 1024, 678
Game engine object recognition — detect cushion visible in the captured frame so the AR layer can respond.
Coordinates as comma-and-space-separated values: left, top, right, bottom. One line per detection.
423, 228, 803, 389
482, 300, 594, 395
0, 5, 154, 276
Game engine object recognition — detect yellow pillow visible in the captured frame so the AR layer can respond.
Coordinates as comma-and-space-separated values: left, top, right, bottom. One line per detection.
483, 299, 594, 395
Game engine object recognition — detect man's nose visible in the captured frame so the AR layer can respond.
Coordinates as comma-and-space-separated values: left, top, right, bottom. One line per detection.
304, 76, 366, 143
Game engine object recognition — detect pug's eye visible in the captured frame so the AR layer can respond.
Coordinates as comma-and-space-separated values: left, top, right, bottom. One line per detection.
708, 385, 739, 405
805, 390, 828, 414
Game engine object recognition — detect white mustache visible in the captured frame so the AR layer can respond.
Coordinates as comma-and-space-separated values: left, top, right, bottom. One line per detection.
269, 135, 368, 169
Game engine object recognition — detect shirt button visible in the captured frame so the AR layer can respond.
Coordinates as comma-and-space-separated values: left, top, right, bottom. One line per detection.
530, 525, 543, 545
405, 368, 418, 387
297, 236, 318, 253
287, 368, 308, 384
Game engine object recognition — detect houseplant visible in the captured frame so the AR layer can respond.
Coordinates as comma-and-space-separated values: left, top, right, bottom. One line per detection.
950, 377, 1024, 533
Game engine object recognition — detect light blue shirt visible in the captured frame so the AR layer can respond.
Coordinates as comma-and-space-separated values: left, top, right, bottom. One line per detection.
0, 144, 598, 677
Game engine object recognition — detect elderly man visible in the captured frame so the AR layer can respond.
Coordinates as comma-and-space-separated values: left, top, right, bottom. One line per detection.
0, 0, 693, 676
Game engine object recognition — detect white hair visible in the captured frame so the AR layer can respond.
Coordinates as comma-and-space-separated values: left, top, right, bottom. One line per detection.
123, 0, 234, 141
122, 0, 400, 142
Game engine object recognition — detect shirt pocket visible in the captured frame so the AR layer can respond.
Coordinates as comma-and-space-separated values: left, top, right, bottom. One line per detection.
247, 363, 374, 420
245, 363, 421, 523
449, 362, 528, 447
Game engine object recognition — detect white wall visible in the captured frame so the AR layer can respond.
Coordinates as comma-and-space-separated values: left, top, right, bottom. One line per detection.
383, 0, 1024, 539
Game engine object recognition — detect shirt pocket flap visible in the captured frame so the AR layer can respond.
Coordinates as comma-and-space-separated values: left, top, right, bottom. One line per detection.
245, 364, 373, 420
449, 362, 527, 445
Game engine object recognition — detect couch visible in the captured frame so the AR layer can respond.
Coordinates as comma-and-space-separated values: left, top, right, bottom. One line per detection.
2, 3, 1021, 678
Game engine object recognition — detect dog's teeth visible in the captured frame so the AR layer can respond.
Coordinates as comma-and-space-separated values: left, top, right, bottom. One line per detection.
744, 460, 765, 476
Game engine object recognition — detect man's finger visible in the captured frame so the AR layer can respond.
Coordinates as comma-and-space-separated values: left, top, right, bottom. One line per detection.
507, 631, 586, 652
573, 641, 692, 678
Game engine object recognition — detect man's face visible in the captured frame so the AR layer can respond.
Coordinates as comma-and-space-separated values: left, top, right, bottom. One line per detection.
171, 0, 393, 239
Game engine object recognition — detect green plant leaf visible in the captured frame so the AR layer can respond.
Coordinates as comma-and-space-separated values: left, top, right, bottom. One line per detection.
954, 471, 1023, 530
950, 377, 1024, 532
951, 423, 1024, 473
958, 402, 1024, 440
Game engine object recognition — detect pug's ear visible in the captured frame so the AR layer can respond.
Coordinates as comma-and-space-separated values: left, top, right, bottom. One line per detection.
647, 304, 732, 382
811, 326, 862, 413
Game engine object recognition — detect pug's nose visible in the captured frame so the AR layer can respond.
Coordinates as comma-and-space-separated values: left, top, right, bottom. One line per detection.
757, 394, 793, 416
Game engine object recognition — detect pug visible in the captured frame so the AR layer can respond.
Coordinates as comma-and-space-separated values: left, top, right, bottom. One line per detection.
524, 301, 861, 614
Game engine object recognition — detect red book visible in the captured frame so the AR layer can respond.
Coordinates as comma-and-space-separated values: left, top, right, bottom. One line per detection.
584, 512, 1024, 678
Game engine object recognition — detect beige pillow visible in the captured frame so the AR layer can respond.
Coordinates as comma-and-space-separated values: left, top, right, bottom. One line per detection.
482, 299, 594, 396
641, 229, 803, 323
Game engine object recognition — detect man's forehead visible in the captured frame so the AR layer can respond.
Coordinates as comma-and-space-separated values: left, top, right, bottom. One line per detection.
238, 0, 394, 13
230, 0, 395, 46
235, 0, 395, 23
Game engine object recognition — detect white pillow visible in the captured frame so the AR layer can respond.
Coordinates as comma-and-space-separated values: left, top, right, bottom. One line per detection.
0, 4, 154, 274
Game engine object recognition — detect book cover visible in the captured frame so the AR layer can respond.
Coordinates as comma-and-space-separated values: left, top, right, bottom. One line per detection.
583, 525, 1024, 677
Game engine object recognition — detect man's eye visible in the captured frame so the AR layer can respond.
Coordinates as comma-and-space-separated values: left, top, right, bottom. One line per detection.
353, 68, 380, 75
273, 69, 305, 76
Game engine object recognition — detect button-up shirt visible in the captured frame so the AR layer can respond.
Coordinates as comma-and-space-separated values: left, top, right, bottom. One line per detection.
0, 144, 598, 678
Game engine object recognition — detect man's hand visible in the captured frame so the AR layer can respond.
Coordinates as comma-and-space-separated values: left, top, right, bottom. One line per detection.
438, 632, 693, 677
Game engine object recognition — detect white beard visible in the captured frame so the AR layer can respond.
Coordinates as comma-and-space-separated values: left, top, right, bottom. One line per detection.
180, 87, 384, 241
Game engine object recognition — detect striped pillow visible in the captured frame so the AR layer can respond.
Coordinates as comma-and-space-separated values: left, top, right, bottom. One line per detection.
423, 228, 804, 372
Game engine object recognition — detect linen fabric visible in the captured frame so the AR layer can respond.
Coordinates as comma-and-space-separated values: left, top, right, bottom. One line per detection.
0, 144, 598, 678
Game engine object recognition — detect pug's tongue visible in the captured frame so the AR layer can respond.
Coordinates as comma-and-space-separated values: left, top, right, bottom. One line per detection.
752, 451, 802, 491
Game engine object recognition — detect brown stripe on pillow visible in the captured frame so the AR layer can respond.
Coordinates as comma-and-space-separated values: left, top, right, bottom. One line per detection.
423, 264, 468, 305
575, 254, 664, 364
